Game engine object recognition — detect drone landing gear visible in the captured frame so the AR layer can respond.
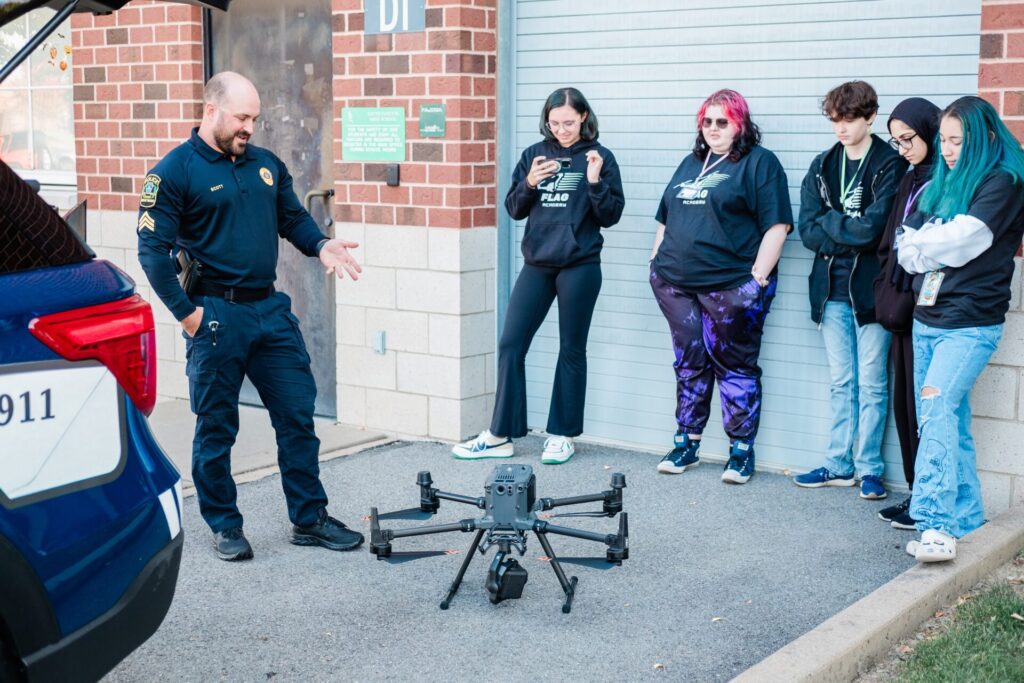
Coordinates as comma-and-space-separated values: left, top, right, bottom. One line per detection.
536, 531, 578, 614
439, 529, 485, 610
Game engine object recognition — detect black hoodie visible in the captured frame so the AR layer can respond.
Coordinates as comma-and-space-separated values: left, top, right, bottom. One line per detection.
505, 138, 624, 267
798, 134, 907, 325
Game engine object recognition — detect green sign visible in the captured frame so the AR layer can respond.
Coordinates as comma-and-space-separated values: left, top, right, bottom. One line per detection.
342, 107, 406, 161
419, 104, 446, 138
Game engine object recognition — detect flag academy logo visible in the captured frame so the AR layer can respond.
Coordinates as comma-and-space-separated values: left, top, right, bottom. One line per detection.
843, 186, 864, 218
538, 172, 584, 208
676, 171, 730, 205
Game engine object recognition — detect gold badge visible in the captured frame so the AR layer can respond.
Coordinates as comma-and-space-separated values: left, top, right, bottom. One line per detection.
259, 167, 274, 186
139, 174, 161, 208
137, 211, 155, 232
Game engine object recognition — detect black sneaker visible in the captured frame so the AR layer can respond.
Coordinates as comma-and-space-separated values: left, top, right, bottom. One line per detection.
890, 510, 918, 530
878, 496, 911, 523
291, 509, 365, 551
213, 527, 254, 561
656, 433, 701, 474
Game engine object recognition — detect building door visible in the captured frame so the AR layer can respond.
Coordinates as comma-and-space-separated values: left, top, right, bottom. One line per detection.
209, 1, 336, 416
502, 0, 981, 477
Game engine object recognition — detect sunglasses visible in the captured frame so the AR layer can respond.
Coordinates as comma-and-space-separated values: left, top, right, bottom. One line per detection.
701, 117, 731, 129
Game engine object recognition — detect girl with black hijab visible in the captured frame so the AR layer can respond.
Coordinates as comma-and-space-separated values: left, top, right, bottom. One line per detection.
873, 97, 941, 530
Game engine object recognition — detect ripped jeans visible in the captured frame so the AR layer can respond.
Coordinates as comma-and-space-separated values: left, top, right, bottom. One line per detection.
909, 320, 1002, 538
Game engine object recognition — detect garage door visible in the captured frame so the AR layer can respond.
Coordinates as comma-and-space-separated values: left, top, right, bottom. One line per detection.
502, 0, 982, 477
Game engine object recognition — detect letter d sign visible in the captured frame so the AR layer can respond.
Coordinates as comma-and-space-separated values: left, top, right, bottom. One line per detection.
364, 0, 425, 35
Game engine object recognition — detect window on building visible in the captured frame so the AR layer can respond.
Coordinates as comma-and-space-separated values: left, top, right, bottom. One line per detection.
0, 10, 75, 185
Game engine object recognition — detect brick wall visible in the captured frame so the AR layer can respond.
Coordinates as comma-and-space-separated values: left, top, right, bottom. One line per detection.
975, 0, 1024, 515
71, 0, 205, 402
329, 0, 499, 439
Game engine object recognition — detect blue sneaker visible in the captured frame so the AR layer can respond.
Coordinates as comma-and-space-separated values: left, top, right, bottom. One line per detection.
721, 441, 754, 484
656, 433, 700, 474
860, 475, 887, 500
793, 467, 855, 488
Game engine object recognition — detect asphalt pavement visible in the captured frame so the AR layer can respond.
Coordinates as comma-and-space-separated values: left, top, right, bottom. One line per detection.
104, 436, 916, 682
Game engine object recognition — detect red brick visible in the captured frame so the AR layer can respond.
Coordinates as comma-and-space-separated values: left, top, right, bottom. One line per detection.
364, 34, 393, 53
412, 142, 444, 162
92, 11, 116, 28
155, 64, 179, 81
446, 97, 486, 118
429, 30, 472, 51
400, 163, 427, 183
117, 8, 141, 26
157, 141, 178, 156
180, 23, 203, 43
473, 164, 495, 184
117, 82, 141, 100
980, 90, 1002, 110
445, 186, 484, 206
80, 29, 104, 47
335, 79, 361, 97
447, 7, 487, 28
138, 44, 167, 66
336, 204, 363, 223
412, 187, 444, 206
474, 31, 496, 52
73, 48, 94, 67
87, 174, 110, 192
107, 65, 130, 82
980, 32, 1005, 59
141, 6, 166, 24
134, 141, 157, 157
110, 139, 132, 157
429, 76, 469, 96
380, 55, 410, 74
93, 46, 116, 64
349, 56, 377, 74
350, 184, 379, 203
980, 62, 1024, 88
333, 35, 362, 53
130, 27, 154, 42
96, 120, 119, 138
379, 185, 410, 205
429, 207, 472, 228
348, 12, 365, 32
118, 46, 142, 63
396, 206, 427, 226
84, 103, 107, 119
166, 5, 197, 22
338, 163, 363, 181
981, 4, 1024, 31
428, 164, 471, 185
75, 120, 96, 138
473, 207, 495, 227
412, 54, 443, 73
448, 142, 486, 163
425, 8, 443, 28
1005, 91, 1024, 116
146, 122, 170, 138
395, 32, 426, 51
1005, 118, 1024, 144
98, 157, 120, 175
1010, 34, 1024, 58
168, 43, 202, 62
99, 194, 123, 211
396, 77, 426, 96
364, 78, 394, 96
77, 158, 97, 175
364, 205, 394, 224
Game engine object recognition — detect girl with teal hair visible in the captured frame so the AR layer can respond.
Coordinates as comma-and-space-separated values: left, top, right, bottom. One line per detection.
896, 96, 1024, 563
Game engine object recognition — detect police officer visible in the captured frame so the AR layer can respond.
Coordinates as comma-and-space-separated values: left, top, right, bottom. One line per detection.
138, 71, 363, 561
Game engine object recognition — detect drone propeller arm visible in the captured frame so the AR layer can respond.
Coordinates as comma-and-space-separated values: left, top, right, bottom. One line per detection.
532, 520, 615, 545
537, 472, 626, 516
388, 519, 477, 540
538, 492, 607, 510
434, 491, 486, 509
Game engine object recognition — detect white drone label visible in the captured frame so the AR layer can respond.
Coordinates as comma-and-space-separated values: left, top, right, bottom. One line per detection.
0, 363, 123, 501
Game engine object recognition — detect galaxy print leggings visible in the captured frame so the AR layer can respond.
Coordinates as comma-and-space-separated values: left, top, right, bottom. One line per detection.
650, 266, 777, 442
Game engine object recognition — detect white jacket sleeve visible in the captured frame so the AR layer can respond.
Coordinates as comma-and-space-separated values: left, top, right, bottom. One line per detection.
899, 214, 994, 270
896, 226, 942, 274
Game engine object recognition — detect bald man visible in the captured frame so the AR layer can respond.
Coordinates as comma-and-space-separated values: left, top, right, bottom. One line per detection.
138, 72, 363, 561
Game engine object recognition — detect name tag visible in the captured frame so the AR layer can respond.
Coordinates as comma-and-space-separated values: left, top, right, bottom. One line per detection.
917, 271, 945, 307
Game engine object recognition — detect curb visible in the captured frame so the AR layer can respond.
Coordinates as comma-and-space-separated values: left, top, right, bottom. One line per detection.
732, 503, 1024, 683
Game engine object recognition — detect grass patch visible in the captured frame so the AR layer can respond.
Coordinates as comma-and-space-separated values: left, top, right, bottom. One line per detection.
898, 584, 1024, 683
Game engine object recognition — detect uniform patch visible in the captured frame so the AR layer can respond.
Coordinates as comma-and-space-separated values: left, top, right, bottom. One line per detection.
259, 167, 274, 186
140, 174, 161, 208
137, 211, 155, 232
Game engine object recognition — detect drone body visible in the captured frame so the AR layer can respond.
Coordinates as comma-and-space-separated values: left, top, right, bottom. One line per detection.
369, 464, 629, 613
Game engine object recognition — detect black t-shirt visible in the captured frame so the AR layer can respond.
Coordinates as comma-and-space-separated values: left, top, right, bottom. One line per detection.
653, 145, 792, 291
827, 155, 867, 302
908, 170, 1024, 328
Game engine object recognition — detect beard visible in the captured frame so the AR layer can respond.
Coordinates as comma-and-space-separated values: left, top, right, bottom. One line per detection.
212, 120, 249, 156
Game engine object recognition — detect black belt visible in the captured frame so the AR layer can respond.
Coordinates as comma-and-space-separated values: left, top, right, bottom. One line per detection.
196, 281, 274, 303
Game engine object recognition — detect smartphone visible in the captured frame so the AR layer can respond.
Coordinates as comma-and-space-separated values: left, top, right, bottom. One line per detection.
545, 157, 571, 170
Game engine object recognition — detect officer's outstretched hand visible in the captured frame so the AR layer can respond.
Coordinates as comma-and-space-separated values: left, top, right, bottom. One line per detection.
319, 238, 362, 280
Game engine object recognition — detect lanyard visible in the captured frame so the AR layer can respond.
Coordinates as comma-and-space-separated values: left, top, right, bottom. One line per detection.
839, 140, 872, 207
902, 181, 930, 221
698, 152, 728, 180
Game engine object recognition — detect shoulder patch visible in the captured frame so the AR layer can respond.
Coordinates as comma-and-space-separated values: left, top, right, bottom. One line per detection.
137, 211, 155, 232
259, 167, 274, 187
140, 174, 161, 208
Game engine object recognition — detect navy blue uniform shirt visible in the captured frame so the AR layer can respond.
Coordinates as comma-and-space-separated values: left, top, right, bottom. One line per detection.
137, 128, 327, 321
654, 145, 792, 291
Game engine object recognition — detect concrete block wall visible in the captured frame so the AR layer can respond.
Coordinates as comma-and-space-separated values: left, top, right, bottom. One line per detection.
330, 0, 498, 440
976, 0, 1024, 515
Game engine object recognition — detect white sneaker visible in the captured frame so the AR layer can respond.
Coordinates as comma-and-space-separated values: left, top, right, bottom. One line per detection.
451, 430, 513, 460
541, 436, 575, 464
910, 529, 957, 563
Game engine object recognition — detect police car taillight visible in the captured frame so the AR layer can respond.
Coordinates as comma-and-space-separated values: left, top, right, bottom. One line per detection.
29, 294, 158, 416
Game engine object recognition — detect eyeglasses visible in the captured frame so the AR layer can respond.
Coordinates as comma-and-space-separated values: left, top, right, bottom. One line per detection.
546, 120, 581, 132
887, 132, 919, 151
701, 117, 730, 130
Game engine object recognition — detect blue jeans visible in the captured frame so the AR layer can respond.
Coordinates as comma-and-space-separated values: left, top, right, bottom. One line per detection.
820, 302, 891, 478
909, 320, 1001, 538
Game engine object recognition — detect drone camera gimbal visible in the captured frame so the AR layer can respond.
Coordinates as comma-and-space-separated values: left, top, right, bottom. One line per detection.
369, 464, 629, 613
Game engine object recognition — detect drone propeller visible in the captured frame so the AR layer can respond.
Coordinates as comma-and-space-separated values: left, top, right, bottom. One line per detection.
377, 549, 460, 565
537, 555, 620, 570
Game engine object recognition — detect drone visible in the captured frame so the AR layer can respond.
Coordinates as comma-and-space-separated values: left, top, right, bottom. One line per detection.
368, 464, 629, 613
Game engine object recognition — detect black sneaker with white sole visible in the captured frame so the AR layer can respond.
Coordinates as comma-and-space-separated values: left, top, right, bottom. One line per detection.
890, 511, 918, 530
878, 495, 911, 523
291, 509, 365, 551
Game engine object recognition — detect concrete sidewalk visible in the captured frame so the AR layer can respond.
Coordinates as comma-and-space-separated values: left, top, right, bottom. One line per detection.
147, 398, 387, 491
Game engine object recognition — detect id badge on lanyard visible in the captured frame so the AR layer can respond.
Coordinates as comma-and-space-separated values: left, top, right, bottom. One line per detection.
917, 271, 945, 307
